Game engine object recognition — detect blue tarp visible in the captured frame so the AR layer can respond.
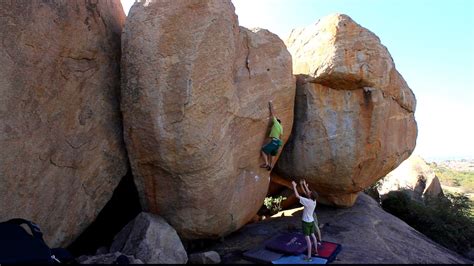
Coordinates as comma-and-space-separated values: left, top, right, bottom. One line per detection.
272, 255, 328, 264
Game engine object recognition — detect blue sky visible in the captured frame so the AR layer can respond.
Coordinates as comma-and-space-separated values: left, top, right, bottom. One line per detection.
120, 0, 474, 161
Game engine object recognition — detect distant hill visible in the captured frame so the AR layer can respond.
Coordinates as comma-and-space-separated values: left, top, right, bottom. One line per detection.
429, 159, 474, 202
425, 155, 474, 163
434, 159, 474, 173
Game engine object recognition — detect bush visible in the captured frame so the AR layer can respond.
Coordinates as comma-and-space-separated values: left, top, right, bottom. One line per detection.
433, 166, 474, 192
263, 196, 287, 215
381, 190, 474, 256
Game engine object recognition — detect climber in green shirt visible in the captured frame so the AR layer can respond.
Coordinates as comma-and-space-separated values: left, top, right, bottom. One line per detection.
260, 100, 283, 171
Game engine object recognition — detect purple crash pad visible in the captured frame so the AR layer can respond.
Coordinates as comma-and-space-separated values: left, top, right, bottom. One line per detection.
265, 233, 307, 255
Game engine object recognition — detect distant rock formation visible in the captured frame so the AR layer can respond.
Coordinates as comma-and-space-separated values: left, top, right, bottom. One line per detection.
379, 155, 444, 200
0, 0, 127, 246
275, 14, 417, 207
121, 0, 295, 239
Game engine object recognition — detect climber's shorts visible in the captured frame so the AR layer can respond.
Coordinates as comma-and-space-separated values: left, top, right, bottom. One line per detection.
262, 138, 282, 156
302, 221, 315, 236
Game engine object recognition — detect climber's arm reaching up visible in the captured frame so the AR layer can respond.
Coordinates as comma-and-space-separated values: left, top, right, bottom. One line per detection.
303, 180, 311, 195
292, 181, 301, 199
300, 179, 310, 196
269, 100, 277, 120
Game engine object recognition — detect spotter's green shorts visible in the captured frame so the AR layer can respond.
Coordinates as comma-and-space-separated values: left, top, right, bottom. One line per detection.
302, 221, 315, 236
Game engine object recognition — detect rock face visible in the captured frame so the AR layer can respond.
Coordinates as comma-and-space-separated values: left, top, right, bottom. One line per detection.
379, 155, 444, 200
110, 213, 188, 264
275, 14, 417, 207
188, 251, 221, 264
77, 252, 143, 264
121, 0, 295, 239
210, 193, 472, 264
0, 0, 127, 246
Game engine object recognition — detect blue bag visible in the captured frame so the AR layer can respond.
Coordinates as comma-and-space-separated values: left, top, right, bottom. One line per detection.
0, 218, 73, 264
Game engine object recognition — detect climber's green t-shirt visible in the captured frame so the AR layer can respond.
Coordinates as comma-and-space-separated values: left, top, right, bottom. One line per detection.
269, 117, 283, 139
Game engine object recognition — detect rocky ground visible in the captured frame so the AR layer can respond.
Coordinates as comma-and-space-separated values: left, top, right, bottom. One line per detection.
208, 193, 472, 264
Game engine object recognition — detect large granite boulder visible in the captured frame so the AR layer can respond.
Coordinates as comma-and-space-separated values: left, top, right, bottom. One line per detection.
275, 14, 417, 207
379, 154, 444, 200
121, 0, 295, 239
0, 0, 127, 246
110, 212, 188, 264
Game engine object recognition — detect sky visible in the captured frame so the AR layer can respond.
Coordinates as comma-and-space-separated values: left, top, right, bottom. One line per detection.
120, 0, 474, 162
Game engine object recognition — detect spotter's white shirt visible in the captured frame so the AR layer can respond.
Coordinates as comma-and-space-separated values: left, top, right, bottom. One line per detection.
299, 197, 316, 223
